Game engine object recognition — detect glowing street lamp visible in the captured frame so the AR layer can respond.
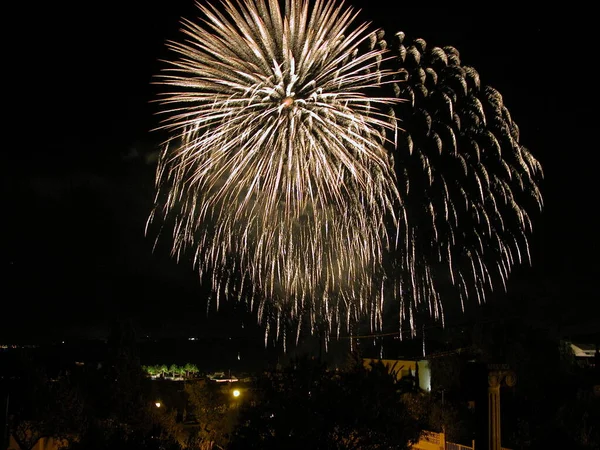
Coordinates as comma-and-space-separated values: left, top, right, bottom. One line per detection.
232, 389, 240, 398
155, 401, 162, 408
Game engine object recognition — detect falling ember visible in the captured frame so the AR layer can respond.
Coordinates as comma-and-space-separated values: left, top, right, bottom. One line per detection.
148, 0, 543, 348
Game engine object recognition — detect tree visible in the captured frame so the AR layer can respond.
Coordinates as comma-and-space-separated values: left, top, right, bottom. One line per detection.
147, 365, 159, 378
8, 354, 84, 450
66, 320, 185, 449
229, 354, 423, 449
159, 365, 168, 379
555, 388, 600, 449
184, 380, 239, 449
183, 363, 199, 379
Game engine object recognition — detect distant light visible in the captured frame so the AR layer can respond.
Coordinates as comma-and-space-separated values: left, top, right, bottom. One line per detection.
214, 376, 238, 382
232, 389, 240, 398
155, 402, 161, 408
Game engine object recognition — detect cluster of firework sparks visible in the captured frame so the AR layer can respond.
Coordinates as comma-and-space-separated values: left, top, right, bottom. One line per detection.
147, 0, 543, 349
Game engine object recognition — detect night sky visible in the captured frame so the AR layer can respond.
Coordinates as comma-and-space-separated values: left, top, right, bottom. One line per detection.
4, 2, 598, 344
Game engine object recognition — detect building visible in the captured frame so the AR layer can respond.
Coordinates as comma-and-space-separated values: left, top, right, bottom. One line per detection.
362, 358, 432, 392
570, 342, 598, 368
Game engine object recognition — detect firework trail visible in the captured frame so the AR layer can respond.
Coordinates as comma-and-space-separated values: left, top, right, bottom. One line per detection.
148, 0, 542, 347
384, 32, 543, 334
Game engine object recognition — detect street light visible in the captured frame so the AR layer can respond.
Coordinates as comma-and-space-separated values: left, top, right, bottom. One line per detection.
155, 401, 162, 408
232, 389, 240, 398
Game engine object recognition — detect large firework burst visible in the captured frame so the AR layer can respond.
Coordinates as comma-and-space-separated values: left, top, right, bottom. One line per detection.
381, 31, 543, 334
148, 0, 543, 347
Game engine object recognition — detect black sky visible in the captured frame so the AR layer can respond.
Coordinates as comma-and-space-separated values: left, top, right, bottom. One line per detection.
4, 2, 598, 342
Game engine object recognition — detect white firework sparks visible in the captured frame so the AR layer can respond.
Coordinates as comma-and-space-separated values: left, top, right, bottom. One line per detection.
148, 0, 402, 346
148, 0, 543, 347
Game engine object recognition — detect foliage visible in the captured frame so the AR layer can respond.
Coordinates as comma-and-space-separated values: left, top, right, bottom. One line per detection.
229, 355, 423, 450
429, 354, 463, 393
142, 363, 199, 379
184, 380, 240, 449
8, 353, 85, 450
64, 321, 186, 449
555, 389, 600, 449
423, 321, 600, 449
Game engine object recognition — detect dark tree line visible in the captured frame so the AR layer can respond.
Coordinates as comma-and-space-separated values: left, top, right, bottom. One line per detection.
2, 319, 430, 450
229, 355, 425, 450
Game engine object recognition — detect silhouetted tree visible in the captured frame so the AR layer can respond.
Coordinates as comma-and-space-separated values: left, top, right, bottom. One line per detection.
67, 320, 185, 449
229, 354, 423, 450
8, 353, 84, 450
184, 379, 240, 449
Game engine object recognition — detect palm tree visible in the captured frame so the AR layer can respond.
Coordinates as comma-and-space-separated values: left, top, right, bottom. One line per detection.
147, 365, 159, 378
159, 364, 168, 379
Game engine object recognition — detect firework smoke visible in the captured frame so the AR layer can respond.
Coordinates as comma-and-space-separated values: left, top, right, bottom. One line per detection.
148, 0, 542, 347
